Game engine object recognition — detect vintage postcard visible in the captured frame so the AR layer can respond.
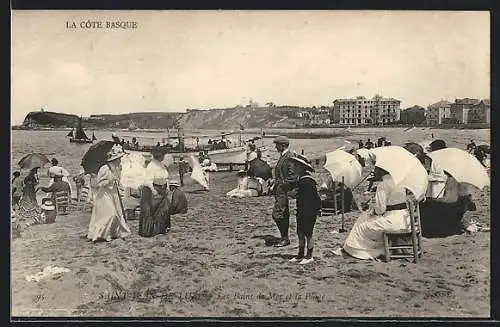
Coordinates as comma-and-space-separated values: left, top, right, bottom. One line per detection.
11, 10, 490, 318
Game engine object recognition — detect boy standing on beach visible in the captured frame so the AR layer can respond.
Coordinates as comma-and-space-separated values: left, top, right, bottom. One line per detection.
288, 154, 321, 265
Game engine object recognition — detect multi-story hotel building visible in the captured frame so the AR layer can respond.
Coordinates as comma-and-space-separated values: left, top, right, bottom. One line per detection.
331, 95, 401, 125
426, 100, 452, 125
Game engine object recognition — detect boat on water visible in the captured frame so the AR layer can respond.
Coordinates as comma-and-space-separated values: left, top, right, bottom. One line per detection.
117, 128, 266, 164
68, 117, 95, 144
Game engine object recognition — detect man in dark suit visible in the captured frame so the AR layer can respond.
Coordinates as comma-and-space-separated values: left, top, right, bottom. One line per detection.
271, 136, 298, 247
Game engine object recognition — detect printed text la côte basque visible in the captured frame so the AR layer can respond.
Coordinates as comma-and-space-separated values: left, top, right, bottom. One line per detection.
66, 20, 138, 29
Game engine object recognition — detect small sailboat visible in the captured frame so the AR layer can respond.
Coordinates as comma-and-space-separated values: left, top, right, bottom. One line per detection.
69, 117, 94, 144
66, 129, 74, 138
92, 132, 97, 141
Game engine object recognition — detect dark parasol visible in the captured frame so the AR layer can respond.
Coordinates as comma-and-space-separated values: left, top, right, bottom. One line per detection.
403, 142, 424, 156
81, 140, 115, 174
18, 153, 51, 170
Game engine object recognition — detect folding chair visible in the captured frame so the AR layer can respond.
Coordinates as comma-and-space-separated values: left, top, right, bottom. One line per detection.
382, 190, 423, 263
54, 190, 71, 216
78, 186, 91, 211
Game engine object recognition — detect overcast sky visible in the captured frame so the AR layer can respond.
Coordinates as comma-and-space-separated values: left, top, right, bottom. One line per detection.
11, 10, 489, 125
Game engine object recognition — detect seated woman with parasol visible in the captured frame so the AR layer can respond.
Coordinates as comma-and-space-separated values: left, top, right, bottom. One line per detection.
86, 144, 131, 242
16, 167, 43, 227
342, 166, 411, 260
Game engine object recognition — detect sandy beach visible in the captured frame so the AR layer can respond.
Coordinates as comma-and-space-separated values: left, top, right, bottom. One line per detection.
11, 127, 490, 317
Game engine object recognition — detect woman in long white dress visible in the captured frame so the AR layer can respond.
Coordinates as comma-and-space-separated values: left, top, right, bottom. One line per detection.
343, 167, 410, 260
87, 145, 131, 242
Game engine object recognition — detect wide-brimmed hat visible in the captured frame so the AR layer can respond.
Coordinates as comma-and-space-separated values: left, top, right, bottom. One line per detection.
106, 144, 126, 162
152, 176, 168, 186
290, 154, 315, 172
273, 135, 290, 145
236, 169, 247, 176
41, 200, 55, 210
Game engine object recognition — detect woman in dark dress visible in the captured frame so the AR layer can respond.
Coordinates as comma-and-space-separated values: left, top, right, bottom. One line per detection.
16, 167, 42, 227
288, 155, 321, 265
419, 172, 476, 238
139, 175, 171, 237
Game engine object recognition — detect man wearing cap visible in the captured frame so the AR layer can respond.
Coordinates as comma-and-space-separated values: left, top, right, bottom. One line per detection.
271, 135, 298, 247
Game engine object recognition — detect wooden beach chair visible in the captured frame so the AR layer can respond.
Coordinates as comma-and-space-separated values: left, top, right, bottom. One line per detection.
77, 186, 91, 211
54, 190, 70, 216
382, 190, 423, 263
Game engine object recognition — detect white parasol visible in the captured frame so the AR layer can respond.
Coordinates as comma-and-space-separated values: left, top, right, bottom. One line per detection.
370, 146, 429, 200
323, 149, 363, 189
428, 148, 489, 190
356, 148, 376, 166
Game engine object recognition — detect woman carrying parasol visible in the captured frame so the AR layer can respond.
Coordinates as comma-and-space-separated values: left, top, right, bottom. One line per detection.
86, 144, 131, 242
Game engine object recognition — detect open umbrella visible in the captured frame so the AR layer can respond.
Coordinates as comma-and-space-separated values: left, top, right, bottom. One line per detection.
371, 146, 429, 200
356, 148, 375, 166
120, 151, 148, 189
18, 153, 51, 170
81, 140, 115, 174
324, 149, 363, 189
428, 148, 489, 190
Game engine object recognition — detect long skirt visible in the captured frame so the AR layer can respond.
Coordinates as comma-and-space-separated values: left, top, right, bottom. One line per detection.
343, 209, 410, 260
87, 186, 131, 242
16, 188, 42, 227
139, 187, 170, 237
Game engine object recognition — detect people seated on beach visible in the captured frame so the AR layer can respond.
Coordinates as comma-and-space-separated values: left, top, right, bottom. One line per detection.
202, 157, 218, 172
87, 144, 131, 242
418, 141, 477, 238
12, 171, 23, 207
466, 139, 476, 153
16, 167, 43, 227
226, 170, 262, 198
48, 158, 73, 196
168, 181, 188, 215
358, 140, 364, 149
120, 139, 126, 147
139, 173, 171, 237
342, 167, 411, 260
376, 137, 386, 148
365, 138, 374, 149
38, 168, 71, 212
473, 146, 487, 167
318, 174, 357, 213
288, 155, 321, 265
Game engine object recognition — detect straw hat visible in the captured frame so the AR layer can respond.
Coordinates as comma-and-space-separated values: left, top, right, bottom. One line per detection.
290, 154, 315, 172
248, 151, 258, 161
106, 144, 126, 162
169, 181, 180, 187
41, 200, 55, 210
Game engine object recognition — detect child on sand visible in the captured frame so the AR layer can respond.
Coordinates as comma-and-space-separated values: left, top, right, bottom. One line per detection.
288, 155, 321, 265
